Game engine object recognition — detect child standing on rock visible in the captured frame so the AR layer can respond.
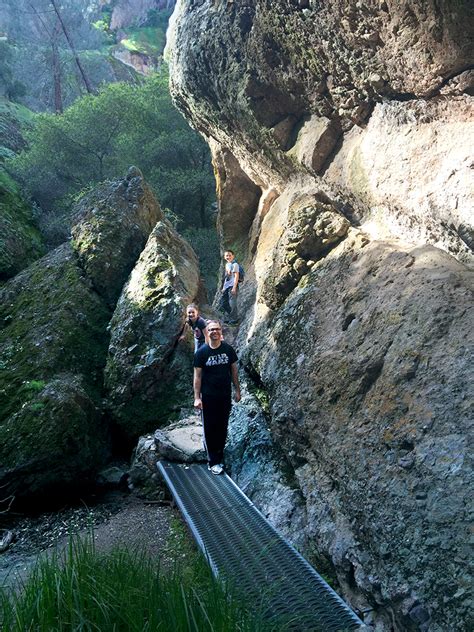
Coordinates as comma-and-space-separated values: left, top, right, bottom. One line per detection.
179, 304, 210, 353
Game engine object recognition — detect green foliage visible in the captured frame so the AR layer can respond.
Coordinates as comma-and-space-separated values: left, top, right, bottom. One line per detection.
22, 379, 47, 392
145, 7, 174, 30
0, 98, 33, 127
0, 41, 26, 102
92, 19, 110, 33
9, 69, 216, 230
120, 26, 166, 55
0, 532, 281, 632
0, 97, 34, 157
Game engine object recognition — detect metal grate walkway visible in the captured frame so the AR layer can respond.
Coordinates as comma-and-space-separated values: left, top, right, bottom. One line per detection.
158, 462, 366, 631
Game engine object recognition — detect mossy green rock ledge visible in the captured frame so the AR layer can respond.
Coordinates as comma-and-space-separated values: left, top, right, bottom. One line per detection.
0, 168, 161, 500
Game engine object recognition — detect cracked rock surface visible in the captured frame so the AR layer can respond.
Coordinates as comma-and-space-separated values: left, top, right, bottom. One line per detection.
167, 1, 474, 629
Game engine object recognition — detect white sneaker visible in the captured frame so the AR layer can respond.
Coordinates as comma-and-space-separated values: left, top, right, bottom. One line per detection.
210, 464, 224, 475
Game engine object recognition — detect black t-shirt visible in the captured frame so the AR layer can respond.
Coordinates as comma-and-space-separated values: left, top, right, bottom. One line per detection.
189, 316, 207, 346
194, 341, 238, 398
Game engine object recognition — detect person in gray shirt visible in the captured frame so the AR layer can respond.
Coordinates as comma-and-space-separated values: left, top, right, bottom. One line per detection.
221, 250, 240, 324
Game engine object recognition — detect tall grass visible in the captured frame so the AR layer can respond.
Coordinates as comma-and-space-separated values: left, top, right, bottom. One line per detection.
0, 532, 280, 631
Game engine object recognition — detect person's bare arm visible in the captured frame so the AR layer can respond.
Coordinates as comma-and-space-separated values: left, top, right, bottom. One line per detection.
230, 362, 241, 402
194, 367, 203, 409
231, 266, 239, 294
179, 321, 189, 342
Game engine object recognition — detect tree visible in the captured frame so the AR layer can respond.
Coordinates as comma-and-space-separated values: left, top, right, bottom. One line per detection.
4, 0, 106, 111
49, 0, 93, 94
10, 69, 216, 230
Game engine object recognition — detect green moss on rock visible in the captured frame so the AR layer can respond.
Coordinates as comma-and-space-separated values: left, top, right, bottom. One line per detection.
0, 170, 45, 280
105, 220, 201, 438
0, 243, 111, 498
71, 168, 162, 306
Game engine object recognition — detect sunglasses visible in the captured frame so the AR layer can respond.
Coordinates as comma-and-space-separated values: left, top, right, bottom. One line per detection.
208, 328, 222, 332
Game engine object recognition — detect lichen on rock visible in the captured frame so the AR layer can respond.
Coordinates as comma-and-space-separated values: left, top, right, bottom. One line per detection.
167, 1, 474, 629
105, 217, 201, 438
0, 169, 165, 500
0, 244, 110, 500
71, 166, 162, 306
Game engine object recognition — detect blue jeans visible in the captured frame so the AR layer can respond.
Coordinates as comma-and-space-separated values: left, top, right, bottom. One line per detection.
221, 287, 238, 321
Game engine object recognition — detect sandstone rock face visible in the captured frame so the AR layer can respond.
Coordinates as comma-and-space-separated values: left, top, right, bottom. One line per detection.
169, 0, 473, 262
211, 142, 260, 254
325, 97, 474, 264
168, 2, 474, 629
71, 167, 161, 307
110, 0, 176, 29
104, 218, 201, 438
111, 48, 158, 76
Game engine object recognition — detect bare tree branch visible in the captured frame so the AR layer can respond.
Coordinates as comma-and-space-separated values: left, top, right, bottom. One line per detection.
49, 0, 93, 94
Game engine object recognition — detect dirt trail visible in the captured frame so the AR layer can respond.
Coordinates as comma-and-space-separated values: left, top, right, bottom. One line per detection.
0, 491, 178, 590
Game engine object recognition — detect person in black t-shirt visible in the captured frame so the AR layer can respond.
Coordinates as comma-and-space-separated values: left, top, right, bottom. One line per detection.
193, 320, 241, 475
179, 304, 209, 352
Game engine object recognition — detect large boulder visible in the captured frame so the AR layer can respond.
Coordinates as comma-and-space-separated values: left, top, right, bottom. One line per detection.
0, 244, 110, 500
71, 166, 161, 306
167, 2, 474, 630
105, 217, 201, 438
168, 0, 473, 263
244, 219, 473, 630
128, 411, 206, 498
0, 170, 160, 500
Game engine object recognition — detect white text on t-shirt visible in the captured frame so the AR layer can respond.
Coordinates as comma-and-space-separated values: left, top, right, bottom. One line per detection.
205, 353, 230, 367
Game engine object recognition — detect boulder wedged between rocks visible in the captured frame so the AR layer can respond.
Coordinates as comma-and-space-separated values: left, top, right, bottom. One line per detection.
0, 168, 203, 501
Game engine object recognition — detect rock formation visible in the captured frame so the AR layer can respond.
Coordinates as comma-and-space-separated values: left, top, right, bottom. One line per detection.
167, 2, 473, 630
0, 243, 111, 500
105, 216, 201, 438
129, 410, 206, 498
71, 166, 161, 307
0, 172, 44, 281
0, 168, 200, 500
110, 0, 176, 30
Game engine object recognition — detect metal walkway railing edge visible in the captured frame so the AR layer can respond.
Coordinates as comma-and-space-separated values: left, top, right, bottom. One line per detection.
157, 461, 368, 631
